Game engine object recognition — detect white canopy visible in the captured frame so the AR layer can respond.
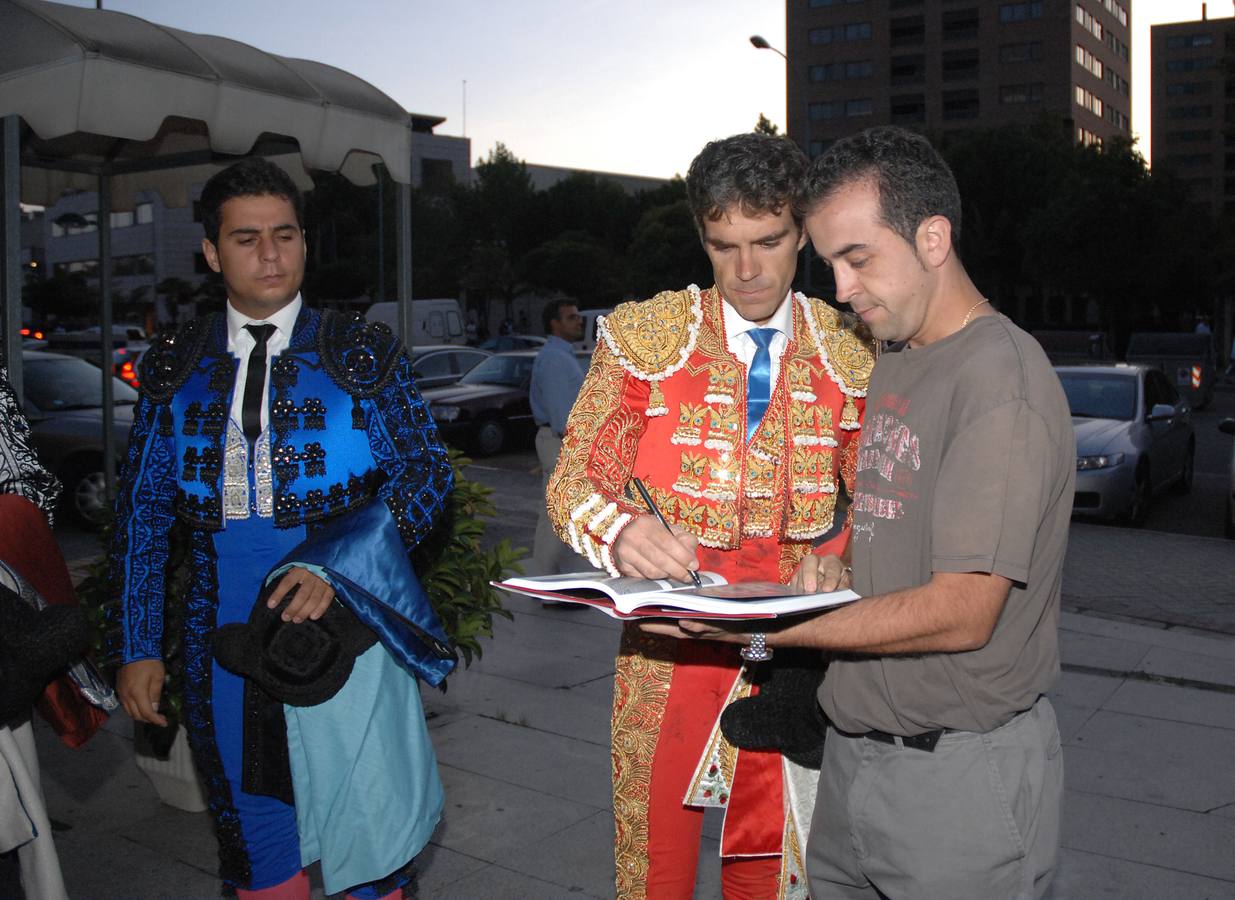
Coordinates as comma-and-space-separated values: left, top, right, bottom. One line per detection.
0, 0, 418, 208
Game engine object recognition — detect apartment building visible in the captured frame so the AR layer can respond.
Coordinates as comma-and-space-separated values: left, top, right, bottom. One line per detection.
1151, 9, 1234, 215
786, 0, 1133, 155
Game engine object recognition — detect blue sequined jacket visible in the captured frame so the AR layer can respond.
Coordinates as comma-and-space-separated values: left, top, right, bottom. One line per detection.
109, 305, 454, 667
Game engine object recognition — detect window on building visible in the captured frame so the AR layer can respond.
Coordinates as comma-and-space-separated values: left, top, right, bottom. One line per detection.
1167, 105, 1214, 120
1075, 85, 1103, 117
110, 210, 135, 229
891, 94, 927, 123
1075, 5, 1103, 41
942, 48, 980, 81
1166, 58, 1215, 73
809, 22, 873, 44
1076, 127, 1103, 148
1102, 0, 1127, 27
999, 2, 1043, 23
1161, 153, 1212, 168
52, 212, 98, 237
1166, 81, 1212, 96
1105, 32, 1129, 61
810, 60, 874, 82
1169, 129, 1214, 143
942, 89, 980, 120
136, 202, 154, 225
1105, 69, 1130, 96
941, 7, 979, 41
890, 15, 925, 46
1167, 32, 1215, 49
1000, 82, 1044, 104
846, 98, 874, 117
1105, 106, 1130, 131
1000, 41, 1043, 63
1075, 44, 1103, 79
810, 101, 841, 120
112, 254, 155, 277
890, 54, 927, 85
53, 259, 100, 278
809, 140, 834, 159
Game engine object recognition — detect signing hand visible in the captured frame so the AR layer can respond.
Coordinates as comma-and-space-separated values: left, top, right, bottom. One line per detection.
791, 554, 851, 594
612, 515, 701, 581
266, 567, 336, 624
117, 658, 168, 727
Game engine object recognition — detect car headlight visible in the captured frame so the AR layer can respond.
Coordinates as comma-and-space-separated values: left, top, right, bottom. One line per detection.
430, 404, 461, 423
1076, 452, 1125, 471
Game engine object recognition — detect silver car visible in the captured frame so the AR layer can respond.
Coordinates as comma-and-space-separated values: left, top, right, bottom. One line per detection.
21, 351, 136, 526
1058, 364, 1194, 526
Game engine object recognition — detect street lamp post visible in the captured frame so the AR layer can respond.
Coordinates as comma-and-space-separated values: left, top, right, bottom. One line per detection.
749, 34, 813, 292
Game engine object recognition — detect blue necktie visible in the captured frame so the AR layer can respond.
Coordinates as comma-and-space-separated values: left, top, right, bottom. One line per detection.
745, 328, 777, 442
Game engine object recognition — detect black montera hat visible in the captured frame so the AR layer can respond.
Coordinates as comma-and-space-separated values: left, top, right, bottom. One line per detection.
213, 581, 378, 707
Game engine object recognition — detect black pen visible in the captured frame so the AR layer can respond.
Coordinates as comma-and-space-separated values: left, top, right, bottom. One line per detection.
631, 477, 704, 589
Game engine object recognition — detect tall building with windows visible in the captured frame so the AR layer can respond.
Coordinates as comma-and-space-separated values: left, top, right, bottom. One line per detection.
1151, 11, 1234, 216
786, 0, 1133, 156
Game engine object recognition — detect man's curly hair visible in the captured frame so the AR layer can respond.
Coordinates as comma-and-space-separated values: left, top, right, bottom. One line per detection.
685, 133, 809, 231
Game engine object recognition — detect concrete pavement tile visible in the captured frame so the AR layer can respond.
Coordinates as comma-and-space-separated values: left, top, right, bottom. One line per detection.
499, 808, 615, 897
431, 715, 612, 808
1048, 847, 1235, 900
413, 843, 497, 895
464, 613, 621, 688
1062, 613, 1235, 662
1066, 710, 1235, 812
433, 763, 600, 863
418, 861, 609, 899
1062, 790, 1235, 882
423, 668, 612, 746
1049, 671, 1123, 742
54, 824, 221, 899
1058, 628, 1151, 672
1105, 680, 1235, 731
1135, 645, 1235, 689
115, 804, 218, 878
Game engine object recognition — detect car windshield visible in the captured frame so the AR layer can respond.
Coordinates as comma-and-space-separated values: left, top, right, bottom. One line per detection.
1058, 372, 1137, 421
24, 357, 140, 411
460, 355, 534, 387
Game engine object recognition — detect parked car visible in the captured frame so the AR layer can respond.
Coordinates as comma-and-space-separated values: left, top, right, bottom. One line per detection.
478, 333, 546, 352
20, 350, 136, 526
1220, 418, 1235, 539
574, 308, 612, 353
366, 298, 466, 345
421, 351, 537, 456
409, 345, 491, 390
1125, 331, 1217, 410
1058, 364, 1194, 526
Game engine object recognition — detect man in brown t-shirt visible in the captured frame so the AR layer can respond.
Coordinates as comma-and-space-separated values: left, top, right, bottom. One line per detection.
643, 126, 1074, 899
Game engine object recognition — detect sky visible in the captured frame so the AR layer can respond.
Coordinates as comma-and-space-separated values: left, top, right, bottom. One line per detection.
55, 0, 1234, 177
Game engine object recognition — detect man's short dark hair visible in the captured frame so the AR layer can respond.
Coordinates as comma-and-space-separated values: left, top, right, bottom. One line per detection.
542, 299, 577, 334
685, 133, 809, 231
199, 157, 304, 245
804, 126, 962, 247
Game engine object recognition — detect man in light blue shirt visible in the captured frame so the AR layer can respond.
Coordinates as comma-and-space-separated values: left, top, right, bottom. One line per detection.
529, 300, 587, 577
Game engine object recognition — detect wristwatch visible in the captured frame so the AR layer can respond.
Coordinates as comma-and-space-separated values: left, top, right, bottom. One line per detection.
740, 632, 773, 662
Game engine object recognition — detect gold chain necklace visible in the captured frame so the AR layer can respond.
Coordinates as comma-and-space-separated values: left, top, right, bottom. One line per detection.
961, 298, 990, 328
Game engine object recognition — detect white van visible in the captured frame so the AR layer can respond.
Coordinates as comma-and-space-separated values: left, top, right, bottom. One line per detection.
366, 299, 465, 346
574, 308, 612, 353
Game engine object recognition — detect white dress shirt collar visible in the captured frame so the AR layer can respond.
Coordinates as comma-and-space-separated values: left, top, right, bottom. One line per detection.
721, 290, 795, 345
226, 294, 303, 352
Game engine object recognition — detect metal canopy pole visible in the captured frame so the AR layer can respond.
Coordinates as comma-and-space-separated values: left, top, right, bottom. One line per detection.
395, 179, 413, 349
1, 115, 22, 395
98, 173, 116, 503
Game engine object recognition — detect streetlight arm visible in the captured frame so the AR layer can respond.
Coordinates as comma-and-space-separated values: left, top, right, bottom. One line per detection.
749, 35, 788, 61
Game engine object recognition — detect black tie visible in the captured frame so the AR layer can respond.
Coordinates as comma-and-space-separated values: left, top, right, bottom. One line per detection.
242, 323, 277, 445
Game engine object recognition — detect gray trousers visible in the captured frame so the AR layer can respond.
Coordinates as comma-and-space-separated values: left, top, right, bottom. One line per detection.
530, 426, 592, 576
807, 696, 1063, 900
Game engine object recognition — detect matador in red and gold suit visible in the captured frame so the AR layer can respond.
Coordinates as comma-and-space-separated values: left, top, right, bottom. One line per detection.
547, 283, 875, 899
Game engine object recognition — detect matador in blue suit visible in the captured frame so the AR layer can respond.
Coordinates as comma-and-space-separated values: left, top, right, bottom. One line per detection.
110, 158, 454, 900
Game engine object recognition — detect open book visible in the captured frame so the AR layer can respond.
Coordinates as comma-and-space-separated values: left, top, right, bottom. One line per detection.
493, 571, 859, 620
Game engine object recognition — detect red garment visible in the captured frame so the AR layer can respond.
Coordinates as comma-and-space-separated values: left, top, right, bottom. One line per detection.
0, 494, 107, 748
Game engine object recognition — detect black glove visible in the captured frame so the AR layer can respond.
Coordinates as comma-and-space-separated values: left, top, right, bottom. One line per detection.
720, 648, 829, 770
0, 583, 90, 727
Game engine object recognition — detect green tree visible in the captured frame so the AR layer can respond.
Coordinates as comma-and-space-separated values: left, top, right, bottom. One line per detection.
754, 114, 780, 136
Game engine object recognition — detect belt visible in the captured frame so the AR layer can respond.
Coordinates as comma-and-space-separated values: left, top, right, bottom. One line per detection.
862, 728, 948, 752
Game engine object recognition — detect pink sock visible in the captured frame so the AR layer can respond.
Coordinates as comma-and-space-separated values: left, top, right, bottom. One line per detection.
235, 870, 310, 900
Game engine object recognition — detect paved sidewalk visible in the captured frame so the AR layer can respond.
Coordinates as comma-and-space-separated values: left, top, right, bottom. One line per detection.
17, 526, 1235, 899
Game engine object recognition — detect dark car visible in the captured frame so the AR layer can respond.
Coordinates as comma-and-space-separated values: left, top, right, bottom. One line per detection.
409, 345, 491, 390
421, 351, 537, 456
1032, 330, 1115, 365
20, 350, 137, 526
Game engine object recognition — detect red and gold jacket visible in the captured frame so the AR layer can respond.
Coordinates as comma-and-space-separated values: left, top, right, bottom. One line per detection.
547, 284, 875, 582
